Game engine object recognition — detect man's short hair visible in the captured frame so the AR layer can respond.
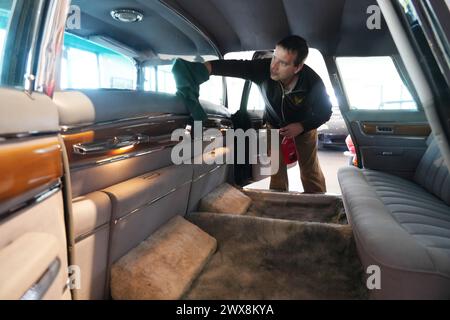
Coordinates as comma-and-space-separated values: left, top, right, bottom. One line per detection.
277, 35, 309, 66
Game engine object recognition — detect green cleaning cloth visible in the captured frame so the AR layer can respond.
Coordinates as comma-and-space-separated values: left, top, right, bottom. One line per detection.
172, 59, 210, 121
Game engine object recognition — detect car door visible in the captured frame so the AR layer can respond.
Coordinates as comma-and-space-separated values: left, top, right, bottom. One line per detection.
330, 53, 431, 180
0, 0, 71, 300
231, 51, 274, 185
332, 0, 450, 180
396, 0, 450, 169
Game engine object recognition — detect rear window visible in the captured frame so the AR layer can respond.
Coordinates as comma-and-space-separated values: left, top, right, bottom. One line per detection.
60, 33, 137, 90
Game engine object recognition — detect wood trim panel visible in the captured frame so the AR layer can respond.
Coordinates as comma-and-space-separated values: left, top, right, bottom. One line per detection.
362, 123, 431, 136
0, 137, 63, 202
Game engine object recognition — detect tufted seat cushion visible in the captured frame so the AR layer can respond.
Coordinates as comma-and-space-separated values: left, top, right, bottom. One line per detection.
338, 137, 450, 299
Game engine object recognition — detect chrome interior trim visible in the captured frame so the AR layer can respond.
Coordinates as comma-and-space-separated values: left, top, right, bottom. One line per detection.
73, 133, 150, 155
192, 165, 223, 183
207, 115, 233, 122
0, 131, 60, 142
0, 182, 62, 222
74, 223, 110, 244
35, 0, 71, 94
20, 258, 61, 300
114, 180, 192, 225
141, 172, 161, 180
60, 114, 189, 133
133, 146, 167, 157
70, 144, 174, 171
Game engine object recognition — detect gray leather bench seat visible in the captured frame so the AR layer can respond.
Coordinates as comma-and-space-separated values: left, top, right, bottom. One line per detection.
338, 137, 450, 299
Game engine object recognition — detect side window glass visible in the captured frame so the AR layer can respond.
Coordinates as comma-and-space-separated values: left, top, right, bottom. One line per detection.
0, 0, 12, 84
247, 83, 265, 111
143, 57, 225, 106
225, 77, 246, 113
336, 56, 417, 110
200, 75, 224, 106
60, 33, 137, 90
305, 49, 338, 107
224, 51, 255, 113
157, 64, 177, 94
0, 1, 11, 63
1, 0, 42, 88
143, 64, 177, 94
143, 66, 157, 92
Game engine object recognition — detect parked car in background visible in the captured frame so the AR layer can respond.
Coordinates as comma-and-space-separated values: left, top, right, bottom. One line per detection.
318, 106, 348, 149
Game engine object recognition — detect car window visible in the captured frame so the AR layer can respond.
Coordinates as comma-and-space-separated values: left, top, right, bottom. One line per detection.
1, 0, 48, 89
336, 56, 417, 110
60, 32, 137, 90
143, 63, 177, 94
247, 82, 265, 111
143, 57, 224, 106
1, 0, 22, 87
59, 3, 225, 106
225, 49, 338, 114
199, 74, 224, 106
0, 2, 11, 62
224, 51, 255, 113
306, 49, 338, 107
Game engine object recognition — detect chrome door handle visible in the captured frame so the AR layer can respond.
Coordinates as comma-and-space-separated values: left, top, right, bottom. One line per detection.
73, 134, 150, 155
375, 126, 394, 134
21, 258, 61, 300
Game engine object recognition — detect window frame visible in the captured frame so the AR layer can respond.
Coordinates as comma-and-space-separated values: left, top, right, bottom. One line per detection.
0, 0, 47, 91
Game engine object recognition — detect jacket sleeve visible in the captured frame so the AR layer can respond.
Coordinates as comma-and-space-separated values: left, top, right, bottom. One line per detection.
209, 59, 270, 84
301, 80, 333, 133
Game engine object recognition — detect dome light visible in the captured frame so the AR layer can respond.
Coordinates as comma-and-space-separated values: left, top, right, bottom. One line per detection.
111, 9, 144, 23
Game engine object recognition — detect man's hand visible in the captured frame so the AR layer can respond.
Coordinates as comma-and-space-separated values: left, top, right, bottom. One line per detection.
280, 122, 304, 138
204, 62, 212, 75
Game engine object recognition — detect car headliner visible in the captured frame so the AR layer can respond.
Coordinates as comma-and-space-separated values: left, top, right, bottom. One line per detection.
70, 0, 397, 58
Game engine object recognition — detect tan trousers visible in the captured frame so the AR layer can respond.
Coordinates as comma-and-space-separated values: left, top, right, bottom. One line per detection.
268, 127, 326, 193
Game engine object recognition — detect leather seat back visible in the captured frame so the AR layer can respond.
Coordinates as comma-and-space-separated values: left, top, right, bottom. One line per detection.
414, 136, 450, 206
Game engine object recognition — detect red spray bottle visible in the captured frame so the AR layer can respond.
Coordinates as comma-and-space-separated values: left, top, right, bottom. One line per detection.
281, 136, 298, 165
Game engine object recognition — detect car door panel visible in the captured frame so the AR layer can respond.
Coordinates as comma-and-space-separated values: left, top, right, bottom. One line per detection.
360, 122, 431, 136
346, 116, 430, 179
0, 232, 60, 299
333, 60, 432, 176
0, 192, 69, 300
56, 90, 191, 299
0, 86, 70, 301
0, 142, 68, 300
54, 89, 231, 299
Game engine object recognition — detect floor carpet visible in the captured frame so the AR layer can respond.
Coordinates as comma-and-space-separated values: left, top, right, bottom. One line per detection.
184, 212, 368, 300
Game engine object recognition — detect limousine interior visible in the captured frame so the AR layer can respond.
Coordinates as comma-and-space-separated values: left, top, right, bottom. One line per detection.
0, 0, 449, 300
